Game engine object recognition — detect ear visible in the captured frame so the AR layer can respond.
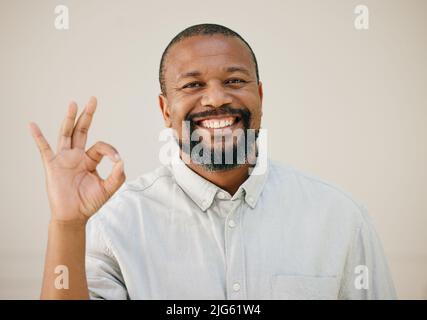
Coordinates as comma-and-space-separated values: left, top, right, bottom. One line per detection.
258, 81, 263, 103
158, 93, 172, 128
258, 81, 264, 115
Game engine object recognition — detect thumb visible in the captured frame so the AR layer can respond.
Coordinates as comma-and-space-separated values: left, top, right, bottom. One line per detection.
102, 160, 126, 198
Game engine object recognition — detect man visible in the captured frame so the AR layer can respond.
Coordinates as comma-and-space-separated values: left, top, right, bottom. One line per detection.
29, 23, 396, 299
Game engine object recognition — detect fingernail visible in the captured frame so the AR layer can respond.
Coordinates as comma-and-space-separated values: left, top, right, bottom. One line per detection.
114, 153, 121, 161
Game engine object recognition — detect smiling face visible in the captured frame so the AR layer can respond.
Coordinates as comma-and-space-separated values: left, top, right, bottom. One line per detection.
159, 34, 263, 171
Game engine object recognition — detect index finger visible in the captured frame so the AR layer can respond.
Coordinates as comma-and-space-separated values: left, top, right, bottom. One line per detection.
29, 122, 54, 163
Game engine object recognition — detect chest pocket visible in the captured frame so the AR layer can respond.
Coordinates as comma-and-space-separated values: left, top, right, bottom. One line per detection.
271, 274, 339, 300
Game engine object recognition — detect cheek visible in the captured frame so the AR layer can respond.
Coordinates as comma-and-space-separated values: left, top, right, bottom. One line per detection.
170, 111, 184, 136
250, 109, 262, 129
168, 100, 193, 136
236, 91, 262, 126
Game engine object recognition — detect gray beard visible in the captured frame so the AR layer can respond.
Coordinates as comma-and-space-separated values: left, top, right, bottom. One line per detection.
177, 129, 259, 172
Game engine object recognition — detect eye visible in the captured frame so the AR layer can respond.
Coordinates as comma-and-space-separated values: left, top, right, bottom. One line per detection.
182, 82, 204, 89
225, 78, 246, 85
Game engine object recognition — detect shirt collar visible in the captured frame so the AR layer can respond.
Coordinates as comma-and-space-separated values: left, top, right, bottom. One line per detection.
239, 160, 269, 209
170, 152, 269, 211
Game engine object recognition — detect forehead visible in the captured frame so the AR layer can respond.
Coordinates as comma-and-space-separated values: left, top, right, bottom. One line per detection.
164, 35, 255, 81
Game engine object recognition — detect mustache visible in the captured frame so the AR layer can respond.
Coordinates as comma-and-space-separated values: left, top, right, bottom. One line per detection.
184, 105, 251, 123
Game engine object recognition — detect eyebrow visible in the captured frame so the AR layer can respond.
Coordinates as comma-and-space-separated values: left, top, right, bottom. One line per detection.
225, 66, 251, 76
177, 71, 202, 81
176, 66, 251, 81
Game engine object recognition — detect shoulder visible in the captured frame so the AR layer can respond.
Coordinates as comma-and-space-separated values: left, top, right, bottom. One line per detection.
266, 159, 370, 228
88, 164, 174, 228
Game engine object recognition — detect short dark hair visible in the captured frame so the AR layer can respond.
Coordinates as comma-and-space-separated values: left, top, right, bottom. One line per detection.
159, 23, 260, 95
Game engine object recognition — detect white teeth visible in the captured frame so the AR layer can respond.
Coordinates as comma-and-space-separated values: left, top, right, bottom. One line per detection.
200, 118, 235, 129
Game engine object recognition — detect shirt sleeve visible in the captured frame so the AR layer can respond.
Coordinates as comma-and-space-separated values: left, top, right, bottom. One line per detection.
85, 215, 129, 300
338, 205, 397, 299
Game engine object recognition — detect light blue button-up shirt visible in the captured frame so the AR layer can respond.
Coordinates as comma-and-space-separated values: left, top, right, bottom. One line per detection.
86, 157, 396, 299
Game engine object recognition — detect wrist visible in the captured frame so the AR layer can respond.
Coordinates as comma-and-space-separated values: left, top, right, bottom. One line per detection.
49, 218, 88, 229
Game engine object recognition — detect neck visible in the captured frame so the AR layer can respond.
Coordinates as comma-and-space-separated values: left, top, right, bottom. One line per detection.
186, 162, 250, 195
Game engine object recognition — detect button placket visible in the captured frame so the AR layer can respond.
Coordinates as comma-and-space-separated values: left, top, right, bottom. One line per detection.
232, 282, 241, 292
224, 202, 246, 299
228, 219, 236, 228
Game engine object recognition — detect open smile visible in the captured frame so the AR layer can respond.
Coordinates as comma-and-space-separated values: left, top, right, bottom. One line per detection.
193, 115, 242, 130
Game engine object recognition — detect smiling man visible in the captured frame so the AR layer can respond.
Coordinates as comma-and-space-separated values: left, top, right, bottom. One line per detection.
30, 23, 396, 300
158, 25, 264, 193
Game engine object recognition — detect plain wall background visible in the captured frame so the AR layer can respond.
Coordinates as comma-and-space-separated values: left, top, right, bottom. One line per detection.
0, 0, 426, 299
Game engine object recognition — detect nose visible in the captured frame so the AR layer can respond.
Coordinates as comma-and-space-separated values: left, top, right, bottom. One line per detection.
200, 81, 232, 108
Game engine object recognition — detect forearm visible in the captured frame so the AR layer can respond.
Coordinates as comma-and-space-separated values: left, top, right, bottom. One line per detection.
40, 220, 89, 300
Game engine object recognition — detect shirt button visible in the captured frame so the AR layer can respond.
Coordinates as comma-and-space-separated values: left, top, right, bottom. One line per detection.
247, 196, 254, 204
201, 200, 208, 207
228, 219, 236, 228
217, 192, 226, 199
232, 282, 241, 292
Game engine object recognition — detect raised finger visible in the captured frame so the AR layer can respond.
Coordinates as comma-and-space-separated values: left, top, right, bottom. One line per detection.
71, 96, 97, 149
28, 122, 54, 163
57, 101, 78, 152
